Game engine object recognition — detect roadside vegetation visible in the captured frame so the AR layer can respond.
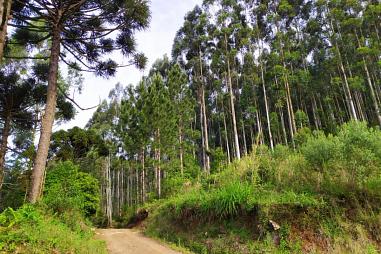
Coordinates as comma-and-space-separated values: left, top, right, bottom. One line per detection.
0, 162, 106, 253
139, 122, 381, 253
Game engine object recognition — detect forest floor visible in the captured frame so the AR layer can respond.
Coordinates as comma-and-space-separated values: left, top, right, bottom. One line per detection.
96, 228, 183, 254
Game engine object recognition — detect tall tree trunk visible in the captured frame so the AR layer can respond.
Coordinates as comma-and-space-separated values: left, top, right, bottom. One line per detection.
127, 169, 130, 207
279, 109, 288, 145
135, 167, 139, 205
0, 108, 11, 191
241, 120, 247, 156
199, 94, 206, 172
201, 85, 210, 173
355, 33, 381, 126
199, 49, 210, 173
141, 149, 145, 203
0, 0, 12, 62
329, 19, 358, 121
257, 40, 274, 150
28, 28, 61, 203
225, 33, 240, 160
223, 110, 231, 163
106, 155, 112, 227
116, 168, 120, 216
120, 165, 124, 214
158, 131, 161, 199
179, 126, 184, 176
311, 95, 320, 130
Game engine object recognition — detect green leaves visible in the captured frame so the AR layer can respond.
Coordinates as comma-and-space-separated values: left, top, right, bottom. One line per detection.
44, 161, 100, 216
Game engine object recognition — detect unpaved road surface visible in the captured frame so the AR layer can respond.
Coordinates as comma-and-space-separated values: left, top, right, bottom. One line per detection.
96, 229, 182, 254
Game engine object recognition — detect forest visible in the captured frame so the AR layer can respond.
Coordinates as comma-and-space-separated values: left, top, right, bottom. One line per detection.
0, 0, 381, 253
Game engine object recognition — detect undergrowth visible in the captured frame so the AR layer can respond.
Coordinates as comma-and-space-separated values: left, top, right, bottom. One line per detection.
0, 161, 106, 253
138, 122, 381, 253
0, 205, 106, 253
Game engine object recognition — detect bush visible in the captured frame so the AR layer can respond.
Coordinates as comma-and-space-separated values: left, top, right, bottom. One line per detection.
301, 132, 338, 171
44, 161, 100, 216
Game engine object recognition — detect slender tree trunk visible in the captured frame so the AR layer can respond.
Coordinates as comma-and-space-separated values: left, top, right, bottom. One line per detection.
0, 108, 11, 191
136, 167, 139, 205
198, 49, 210, 173
28, 28, 61, 203
258, 41, 274, 150
311, 95, 320, 129
106, 155, 112, 227
141, 149, 145, 203
225, 34, 240, 160
358, 41, 381, 126
199, 94, 206, 171
223, 110, 231, 163
280, 109, 288, 145
329, 20, 358, 121
116, 168, 120, 216
127, 169, 130, 207
201, 85, 210, 173
179, 126, 184, 176
120, 165, 124, 214
158, 130, 161, 199
283, 72, 296, 137
241, 121, 247, 156
0, 0, 12, 62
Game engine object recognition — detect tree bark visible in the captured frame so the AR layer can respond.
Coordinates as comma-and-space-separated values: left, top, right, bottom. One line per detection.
179, 126, 184, 176
28, 27, 61, 203
258, 39, 274, 150
0, 108, 11, 191
198, 48, 210, 173
0, 0, 12, 62
223, 110, 230, 163
141, 148, 145, 203
106, 155, 112, 227
225, 33, 240, 160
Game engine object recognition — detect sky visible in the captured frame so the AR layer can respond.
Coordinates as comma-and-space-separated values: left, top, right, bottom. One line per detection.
59, 0, 202, 131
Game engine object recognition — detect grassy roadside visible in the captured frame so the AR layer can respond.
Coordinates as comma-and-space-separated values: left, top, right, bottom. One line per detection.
0, 204, 106, 253
134, 122, 381, 254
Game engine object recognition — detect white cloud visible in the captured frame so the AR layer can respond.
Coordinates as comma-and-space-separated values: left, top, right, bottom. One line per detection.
58, 0, 202, 131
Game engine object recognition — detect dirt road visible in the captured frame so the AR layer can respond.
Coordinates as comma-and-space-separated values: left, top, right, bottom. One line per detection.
96, 229, 182, 254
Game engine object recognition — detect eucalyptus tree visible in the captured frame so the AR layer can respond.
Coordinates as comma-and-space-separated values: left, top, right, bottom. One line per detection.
12, 0, 151, 203
210, 0, 244, 160
172, 5, 212, 173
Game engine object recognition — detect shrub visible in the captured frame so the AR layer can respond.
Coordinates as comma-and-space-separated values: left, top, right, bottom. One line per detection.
301, 133, 338, 171
44, 161, 100, 217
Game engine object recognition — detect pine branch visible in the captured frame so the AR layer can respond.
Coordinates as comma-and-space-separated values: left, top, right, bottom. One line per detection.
58, 86, 99, 111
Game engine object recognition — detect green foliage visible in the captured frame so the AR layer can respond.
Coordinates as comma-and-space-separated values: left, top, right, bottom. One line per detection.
0, 205, 106, 253
295, 110, 309, 129
142, 122, 381, 253
44, 161, 99, 217
300, 132, 338, 171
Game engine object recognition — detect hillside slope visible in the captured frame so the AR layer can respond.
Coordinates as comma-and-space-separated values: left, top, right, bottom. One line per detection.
137, 122, 381, 254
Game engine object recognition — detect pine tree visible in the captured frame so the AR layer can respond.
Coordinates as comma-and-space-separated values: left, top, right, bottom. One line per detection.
15, 0, 151, 203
